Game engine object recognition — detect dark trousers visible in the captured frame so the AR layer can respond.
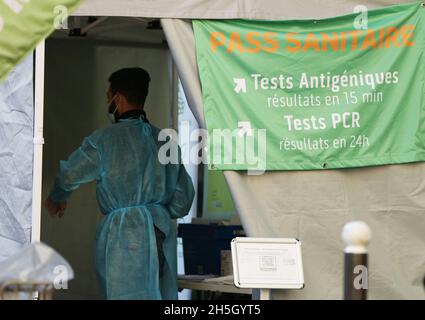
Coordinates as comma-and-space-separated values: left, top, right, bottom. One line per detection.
154, 226, 166, 279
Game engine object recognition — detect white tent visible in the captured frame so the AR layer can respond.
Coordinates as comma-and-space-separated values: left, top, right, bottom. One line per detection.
0, 0, 423, 299
41, 17, 195, 299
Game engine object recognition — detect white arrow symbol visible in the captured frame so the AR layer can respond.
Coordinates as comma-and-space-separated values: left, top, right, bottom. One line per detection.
238, 121, 253, 136
234, 78, 247, 94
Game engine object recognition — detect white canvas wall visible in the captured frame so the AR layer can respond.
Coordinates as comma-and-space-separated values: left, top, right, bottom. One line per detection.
75, 0, 415, 19
0, 55, 33, 262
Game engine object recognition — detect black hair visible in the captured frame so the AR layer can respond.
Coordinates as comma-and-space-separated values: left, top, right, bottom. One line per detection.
108, 68, 151, 107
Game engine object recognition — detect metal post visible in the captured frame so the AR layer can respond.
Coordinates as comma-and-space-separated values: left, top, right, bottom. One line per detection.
252, 288, 272, 300
341, 221, 371, 300
31, 41, 45, 243
259, 289, 272, 300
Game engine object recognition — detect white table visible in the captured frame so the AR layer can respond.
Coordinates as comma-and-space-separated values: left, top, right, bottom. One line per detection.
178, 275, 252, 295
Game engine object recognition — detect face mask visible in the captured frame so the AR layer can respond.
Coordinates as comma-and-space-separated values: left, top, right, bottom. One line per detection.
107, 94, 118, 123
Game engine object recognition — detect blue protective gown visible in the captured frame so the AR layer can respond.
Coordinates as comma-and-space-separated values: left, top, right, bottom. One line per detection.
49, 117, 195, 299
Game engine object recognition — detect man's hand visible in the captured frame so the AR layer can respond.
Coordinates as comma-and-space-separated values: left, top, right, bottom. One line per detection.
44, 197, 67, 218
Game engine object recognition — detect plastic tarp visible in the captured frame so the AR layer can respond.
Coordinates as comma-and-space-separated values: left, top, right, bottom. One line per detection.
161, 11, 425, 298
0, 242, 74, 284
0, 55, 33, 262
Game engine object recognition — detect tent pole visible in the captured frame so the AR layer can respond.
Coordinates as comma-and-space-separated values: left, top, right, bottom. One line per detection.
80, 16, 108, 34
31, 41, 45, 243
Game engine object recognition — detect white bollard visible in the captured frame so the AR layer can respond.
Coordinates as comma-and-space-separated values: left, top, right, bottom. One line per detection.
341, 221, 371, 300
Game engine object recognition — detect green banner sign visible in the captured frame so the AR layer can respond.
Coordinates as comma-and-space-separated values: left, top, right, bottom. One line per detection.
193, 2, 425, 171
0, 0, 82, 81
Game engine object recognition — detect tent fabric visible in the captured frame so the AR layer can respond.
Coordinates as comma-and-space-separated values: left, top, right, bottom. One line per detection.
0, 55, 33, 262
161, 19, 205, 128
76, 0, 417, 19
162, 18, 425, 299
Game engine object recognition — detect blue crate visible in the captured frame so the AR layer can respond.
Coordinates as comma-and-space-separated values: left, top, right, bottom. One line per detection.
178, 223, 245, 275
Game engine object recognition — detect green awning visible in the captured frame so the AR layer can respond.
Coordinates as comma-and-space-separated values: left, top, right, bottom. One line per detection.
0, 0, 83, 81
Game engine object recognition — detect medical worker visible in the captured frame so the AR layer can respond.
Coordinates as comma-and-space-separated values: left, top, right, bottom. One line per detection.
44, 68, 195, 300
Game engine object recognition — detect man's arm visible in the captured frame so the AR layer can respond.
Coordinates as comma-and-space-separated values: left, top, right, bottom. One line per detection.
167, 163, 195, 219
46, 137, 101, 217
